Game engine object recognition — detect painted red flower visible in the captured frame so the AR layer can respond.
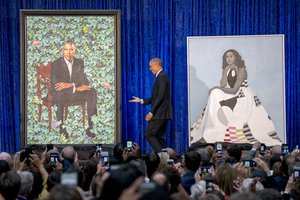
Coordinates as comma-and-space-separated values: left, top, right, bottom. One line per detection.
103, 82, 110, 88
32, 41, 40, 47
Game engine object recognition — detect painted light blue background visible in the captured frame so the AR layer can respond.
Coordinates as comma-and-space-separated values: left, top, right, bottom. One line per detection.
188, 35, 285, 142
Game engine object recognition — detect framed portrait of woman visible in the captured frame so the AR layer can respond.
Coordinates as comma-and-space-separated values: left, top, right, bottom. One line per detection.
20, 10, 121, 146
187, 35, 285, 146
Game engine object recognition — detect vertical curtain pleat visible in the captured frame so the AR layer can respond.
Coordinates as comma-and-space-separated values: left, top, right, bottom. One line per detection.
0, 0, 299, 153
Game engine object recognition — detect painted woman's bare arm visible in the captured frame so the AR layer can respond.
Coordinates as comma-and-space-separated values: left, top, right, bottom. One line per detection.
220, 68, 246, 94
220, 66, 229, 88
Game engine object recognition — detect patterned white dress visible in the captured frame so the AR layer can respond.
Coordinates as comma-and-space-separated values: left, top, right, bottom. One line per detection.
190, 68, 282, 146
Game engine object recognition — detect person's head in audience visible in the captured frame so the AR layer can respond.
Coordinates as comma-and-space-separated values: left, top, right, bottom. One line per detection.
112, 142, 125, 163
46, 184, 84, 200
144, 152, 160, 178
0, 160, 10, 175
0, 152, 13, 169
272, 161, 283, 176
99, 163, 144, 200
82, 158, 97, 191
157, 150, 170, 171
271, 145, 282, 156
184, 151, 201, 171
226, 144, 242, 165
151, 172, 170, 193
214, 162, 236, 196
256, 188, 283, 200
17, 171, 34, 198
291, 178, 300, 200
61, 146, 76, 164
205, 189, 224, 200
45, 149, 61, 165
196, 148, 211, 165
0, 171, 21, 200
162, 165, 181, 194
47, 170, 62, 192
241, 178, 264, 192
167, 148, 176, 159
29, 172, 44, 200
130, 158, 147, 177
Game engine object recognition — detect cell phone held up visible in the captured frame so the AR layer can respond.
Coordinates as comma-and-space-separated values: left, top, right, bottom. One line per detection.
20, 147, 33, 162
50, 153, 59, 167
95, 144, 102, 156
125, 140, 133, 152
243, 160, 256, 168
259, 143, 266, 155
215, 142, 223, 158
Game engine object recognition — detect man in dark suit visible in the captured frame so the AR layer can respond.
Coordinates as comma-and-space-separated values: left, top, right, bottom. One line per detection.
129, 58, 172, 152
51, 41, 97, 138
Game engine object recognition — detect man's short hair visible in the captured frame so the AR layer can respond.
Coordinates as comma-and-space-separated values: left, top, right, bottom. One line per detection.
184, 151, 201, 171
0, 171, 21, 200
62, 41, 77, 51
17, 171, 34, 196
150, 57, 162, 67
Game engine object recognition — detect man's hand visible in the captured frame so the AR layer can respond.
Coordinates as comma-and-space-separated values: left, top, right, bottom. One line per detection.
145, 112, 153, 121
129, 96, 141, 103
75, 85, 91, 92
55, 82, 73, 91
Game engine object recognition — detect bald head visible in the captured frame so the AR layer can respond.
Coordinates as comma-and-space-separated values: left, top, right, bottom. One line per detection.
0, 152, 13, 169
61, 146, 76, 164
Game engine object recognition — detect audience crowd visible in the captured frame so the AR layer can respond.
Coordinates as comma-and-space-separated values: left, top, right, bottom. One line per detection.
0, 141, 300, 200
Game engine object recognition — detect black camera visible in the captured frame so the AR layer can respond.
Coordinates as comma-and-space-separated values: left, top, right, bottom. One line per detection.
20, 147, 33, 162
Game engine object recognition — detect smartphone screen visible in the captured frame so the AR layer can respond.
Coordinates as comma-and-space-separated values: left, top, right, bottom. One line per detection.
167, 159, 174, 166
282, 144, 289, 155
200, 166, 211, 175
95, 144, 102, 155
215, 142, 223, 157
50, 153, 58, 167
243, 160, 256, 168
294, 166, 300, 181
101, 151, 109, 166
61, 173, 78, 186
260, 143, 266, 155
126, 140, 133, 148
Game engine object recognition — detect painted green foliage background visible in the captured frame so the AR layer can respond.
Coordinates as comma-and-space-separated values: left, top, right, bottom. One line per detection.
26, 16, 116, 144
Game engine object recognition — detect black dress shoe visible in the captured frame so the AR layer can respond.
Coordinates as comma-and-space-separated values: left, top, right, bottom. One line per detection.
86, 128, 95, 138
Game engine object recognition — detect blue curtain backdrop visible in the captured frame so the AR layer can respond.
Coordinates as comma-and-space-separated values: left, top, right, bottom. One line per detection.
0, 0, 299, 153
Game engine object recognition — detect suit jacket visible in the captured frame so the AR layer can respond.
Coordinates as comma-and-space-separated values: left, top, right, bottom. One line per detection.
51, 57, 89, 100
143, 70, 172, 120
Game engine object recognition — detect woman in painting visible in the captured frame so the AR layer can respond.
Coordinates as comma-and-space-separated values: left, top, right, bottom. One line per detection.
191, 49, 281, 146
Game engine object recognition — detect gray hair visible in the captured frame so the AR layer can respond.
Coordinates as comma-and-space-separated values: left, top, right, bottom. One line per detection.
17, 171, 34, 196
62, 41, 77, 52
149, 57, 162, 67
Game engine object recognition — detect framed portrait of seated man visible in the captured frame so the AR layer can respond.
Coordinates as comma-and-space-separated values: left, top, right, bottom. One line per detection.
187, 35, 285, 146
20, 10, 121, 146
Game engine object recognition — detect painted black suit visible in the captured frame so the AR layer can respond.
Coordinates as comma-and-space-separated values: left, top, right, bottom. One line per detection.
51, 57, 97, 133
143, 70, 172, 152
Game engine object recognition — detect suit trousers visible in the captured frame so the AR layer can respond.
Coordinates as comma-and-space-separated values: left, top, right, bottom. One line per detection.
54, 88, 97, 128
145, 119, 168, 152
